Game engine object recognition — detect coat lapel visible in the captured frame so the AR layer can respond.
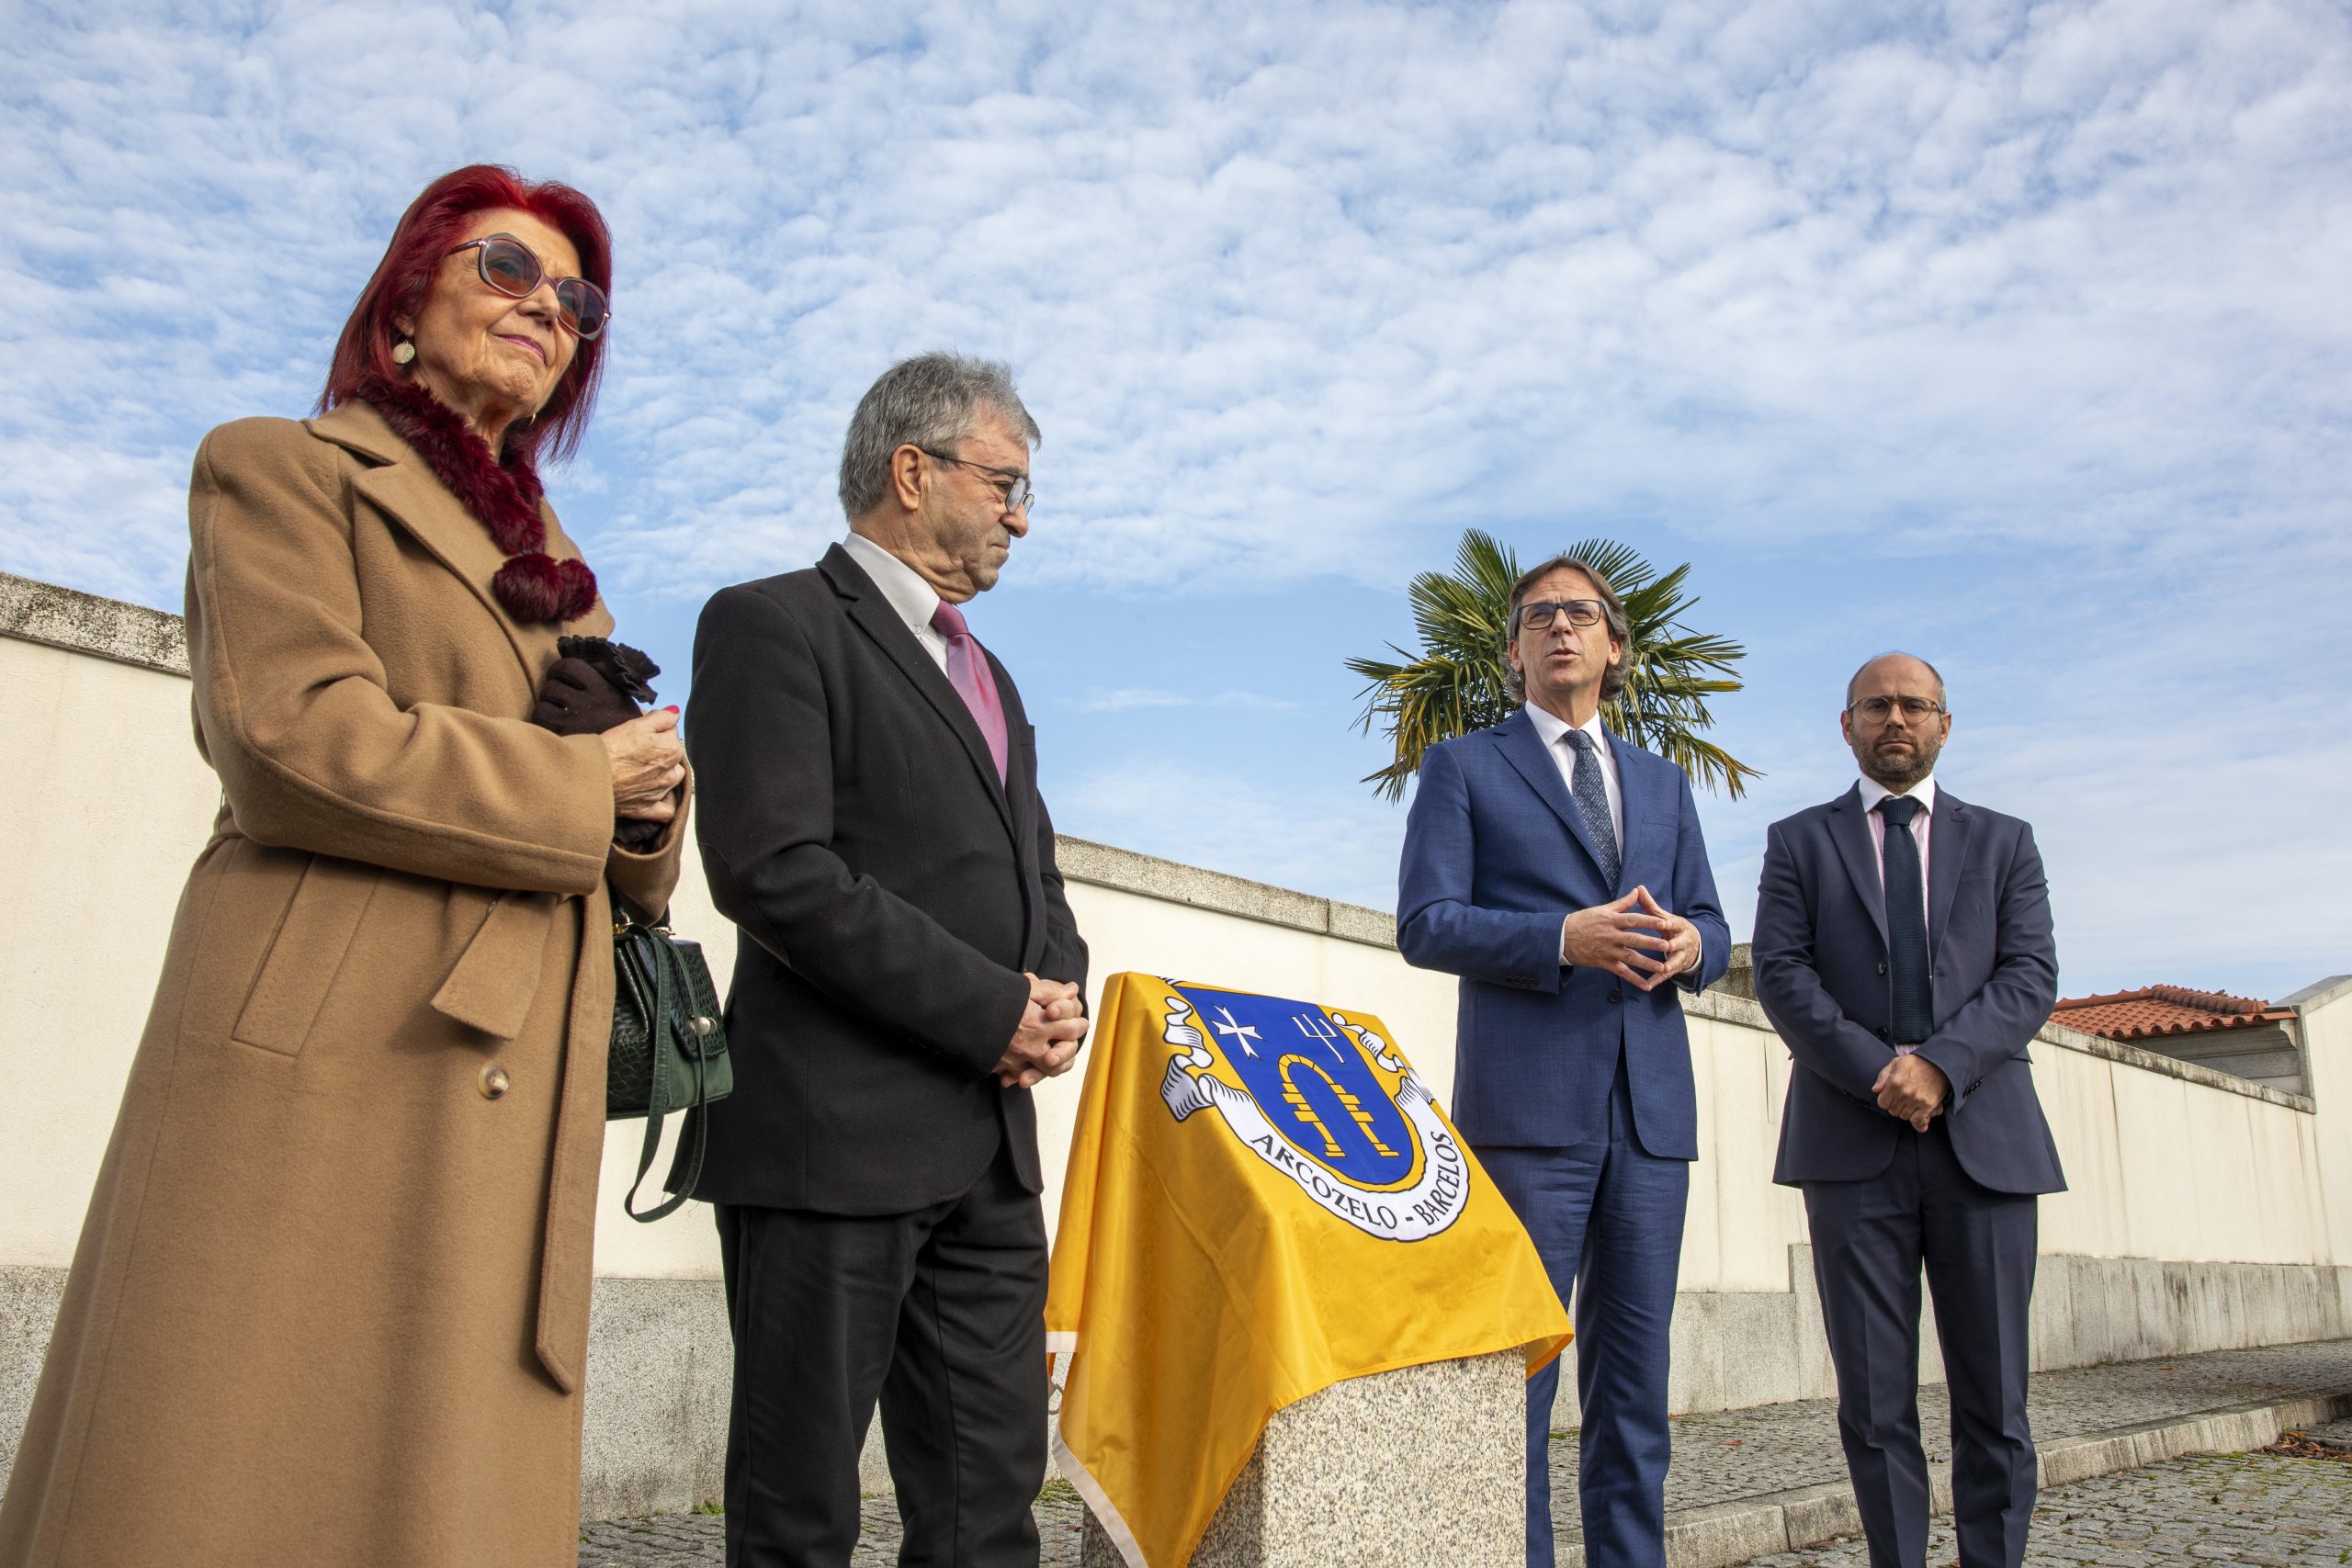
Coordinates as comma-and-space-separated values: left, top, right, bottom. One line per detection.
309, 401, 548, 689
1928, 788, 1971, 958
1494, 709, 1612, 886
820, 546, 1016, 846
1826, 785, 1891, 952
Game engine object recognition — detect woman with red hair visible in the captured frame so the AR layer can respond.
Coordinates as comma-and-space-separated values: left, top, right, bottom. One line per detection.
0, 165, 689, 1567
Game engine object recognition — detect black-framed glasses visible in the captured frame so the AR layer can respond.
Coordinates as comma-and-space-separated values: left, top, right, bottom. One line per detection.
919, 447, 1034, 514
1847, 695, 1947, 721
1516, 599, 1603, 632
447, 233, 610, 340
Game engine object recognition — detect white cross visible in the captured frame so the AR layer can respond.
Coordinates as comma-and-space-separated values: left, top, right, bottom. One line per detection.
1211, 1006, 1262, 1059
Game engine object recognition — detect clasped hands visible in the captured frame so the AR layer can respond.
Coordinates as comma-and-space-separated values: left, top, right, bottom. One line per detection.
1559, 886, 1702, 990
1872, 1053, 1950, 1132
993, 973, 1089, 1089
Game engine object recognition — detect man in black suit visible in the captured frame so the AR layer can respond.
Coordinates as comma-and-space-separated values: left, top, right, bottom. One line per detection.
1753, 652, 2064, 1568
686, 353, 1090, 1568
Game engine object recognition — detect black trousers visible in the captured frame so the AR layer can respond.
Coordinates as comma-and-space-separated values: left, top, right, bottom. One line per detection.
1804, 1118, 2039, 1568
716, 1137, 1049, 1568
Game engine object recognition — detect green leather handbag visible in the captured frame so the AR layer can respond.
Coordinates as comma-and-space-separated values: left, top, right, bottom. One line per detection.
608, 916, 733, 1222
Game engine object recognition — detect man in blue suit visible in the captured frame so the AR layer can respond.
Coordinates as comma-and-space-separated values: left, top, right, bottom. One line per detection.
1753, 652, 2064, 1568
1398, 554, 1729, 1568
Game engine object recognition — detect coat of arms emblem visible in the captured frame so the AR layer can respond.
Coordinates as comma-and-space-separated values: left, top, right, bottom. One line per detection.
1156, 983, 1469, 1241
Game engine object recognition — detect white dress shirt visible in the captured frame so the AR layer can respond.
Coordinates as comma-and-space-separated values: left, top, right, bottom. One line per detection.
1524, 702, 1623, 847
841, 531, 949, 673
1857, 773, 1936, 923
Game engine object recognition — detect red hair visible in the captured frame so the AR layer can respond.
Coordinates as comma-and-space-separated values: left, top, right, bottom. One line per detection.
320, 164, 612, 461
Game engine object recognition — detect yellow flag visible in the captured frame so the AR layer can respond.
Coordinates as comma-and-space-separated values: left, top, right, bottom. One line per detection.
1046, 973, 1571, 1568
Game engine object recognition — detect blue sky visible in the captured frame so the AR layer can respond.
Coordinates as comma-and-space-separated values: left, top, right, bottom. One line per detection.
5, 0, 2348, 999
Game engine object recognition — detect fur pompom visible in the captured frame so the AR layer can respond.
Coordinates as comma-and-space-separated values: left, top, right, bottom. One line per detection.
552, 557, 599, 620
493, 554, 565, 623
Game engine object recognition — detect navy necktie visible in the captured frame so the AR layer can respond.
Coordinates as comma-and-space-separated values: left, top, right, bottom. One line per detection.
1878, 795, 1933, 1044
1563, 730, 1621, 886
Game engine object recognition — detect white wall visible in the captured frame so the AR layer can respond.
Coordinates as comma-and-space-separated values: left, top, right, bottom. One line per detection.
6, 625, 2348, 1302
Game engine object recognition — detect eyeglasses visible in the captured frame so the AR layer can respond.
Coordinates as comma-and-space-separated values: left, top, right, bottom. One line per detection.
1847, 695, 1947, 722
920, 448, 1034, 515
447, 233, 610, 339
1516, 599, 1604, 632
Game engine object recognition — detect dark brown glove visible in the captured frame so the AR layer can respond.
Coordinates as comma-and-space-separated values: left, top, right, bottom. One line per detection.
531, 637, 668, 852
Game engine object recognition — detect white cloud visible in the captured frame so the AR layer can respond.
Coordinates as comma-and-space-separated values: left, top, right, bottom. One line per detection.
4, 0, 2348, 1001
1069, 687, 1297, 714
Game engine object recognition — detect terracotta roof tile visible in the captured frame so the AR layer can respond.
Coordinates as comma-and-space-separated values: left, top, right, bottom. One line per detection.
2051, 985, 2295, 1043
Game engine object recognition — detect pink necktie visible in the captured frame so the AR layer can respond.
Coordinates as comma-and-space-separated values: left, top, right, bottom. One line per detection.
930, 599, 1009, 784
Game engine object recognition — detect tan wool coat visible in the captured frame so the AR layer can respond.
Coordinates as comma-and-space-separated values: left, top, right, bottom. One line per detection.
0, 400, 685, 1568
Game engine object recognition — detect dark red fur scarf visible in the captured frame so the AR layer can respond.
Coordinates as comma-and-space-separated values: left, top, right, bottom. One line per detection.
358, 374, 598, 624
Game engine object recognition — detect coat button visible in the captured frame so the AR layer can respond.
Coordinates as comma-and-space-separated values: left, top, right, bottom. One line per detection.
1876, 1025, 1891, 1041
479, 1063, 511, 1100
1607, 987, 1623, 1003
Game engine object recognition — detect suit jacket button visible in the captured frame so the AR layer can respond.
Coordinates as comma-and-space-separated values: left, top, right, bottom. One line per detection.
1877, 961, 1887, 975
479, 1063, 511, 1100
1607, 987, 1623, 1003
1875, 1025, 1891, 1041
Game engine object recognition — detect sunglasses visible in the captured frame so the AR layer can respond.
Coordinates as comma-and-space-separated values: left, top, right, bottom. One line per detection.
447, 233, 610, 340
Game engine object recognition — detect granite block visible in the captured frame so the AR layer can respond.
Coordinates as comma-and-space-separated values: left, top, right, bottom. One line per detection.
1080, 1350, 1523, 1567
0, 1264, 65, 1481
580, 1275, 734, 1520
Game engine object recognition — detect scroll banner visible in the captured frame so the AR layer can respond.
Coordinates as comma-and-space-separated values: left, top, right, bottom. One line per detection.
1046, 974, 1571, 1568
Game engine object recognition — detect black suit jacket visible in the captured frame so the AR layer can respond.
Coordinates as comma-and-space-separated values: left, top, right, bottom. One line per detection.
1753, 783, 2066, 1195
683, 544, 1089, 1213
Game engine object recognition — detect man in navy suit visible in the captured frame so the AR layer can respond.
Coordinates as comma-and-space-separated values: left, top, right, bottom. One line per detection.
1398, 554, 1729, 1568
1753, 652, 2064, 1568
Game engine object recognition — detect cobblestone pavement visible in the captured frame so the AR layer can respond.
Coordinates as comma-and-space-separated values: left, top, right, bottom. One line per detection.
1547, 1337, 2352, 1543
578, 1339, 2352, 1565
1742, 1451, 2352, 1567
578, 1487, 1091, 1566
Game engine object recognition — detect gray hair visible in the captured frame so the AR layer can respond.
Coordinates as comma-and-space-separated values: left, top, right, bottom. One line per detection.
1844, 651, 1947, 708
1505, 555, 1632, 705
837, 353, 1041, 520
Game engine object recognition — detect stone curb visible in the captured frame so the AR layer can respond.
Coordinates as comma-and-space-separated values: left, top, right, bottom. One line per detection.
1553, 1384, 2352, 1568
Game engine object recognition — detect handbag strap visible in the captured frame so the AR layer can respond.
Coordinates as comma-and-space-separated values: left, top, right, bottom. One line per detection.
621, 930, 713, 1224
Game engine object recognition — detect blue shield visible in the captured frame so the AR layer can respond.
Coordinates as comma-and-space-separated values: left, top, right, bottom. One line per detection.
1170, 985, 1417, 1188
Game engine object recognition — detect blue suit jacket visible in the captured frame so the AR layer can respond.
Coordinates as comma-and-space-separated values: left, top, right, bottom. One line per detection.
1753, 784, 2066, 1195
1396, 709, 1730, 1158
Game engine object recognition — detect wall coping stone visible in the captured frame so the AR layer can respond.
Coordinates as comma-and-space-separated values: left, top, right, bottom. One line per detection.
3, 570, 2322, 1115
2282, 974, 2352, 1012
2, 571, 187, 676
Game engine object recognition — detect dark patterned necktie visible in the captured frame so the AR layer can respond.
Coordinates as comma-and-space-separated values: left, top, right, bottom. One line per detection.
1878, 795, 1933, 1044
1563, 729, 1621, 886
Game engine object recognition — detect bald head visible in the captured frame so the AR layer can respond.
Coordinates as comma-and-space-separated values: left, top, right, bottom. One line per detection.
1845, 652, 1945, 709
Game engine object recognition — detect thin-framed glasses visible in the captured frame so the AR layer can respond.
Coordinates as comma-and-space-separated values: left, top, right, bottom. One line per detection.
1517, 599, 1603, 632
1847, 695, 1947, 722
447, 233, 611, 340
919, 447, 1034, 514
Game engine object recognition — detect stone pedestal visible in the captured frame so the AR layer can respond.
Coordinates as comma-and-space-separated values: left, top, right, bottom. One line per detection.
1079, 1349, 1524, 1567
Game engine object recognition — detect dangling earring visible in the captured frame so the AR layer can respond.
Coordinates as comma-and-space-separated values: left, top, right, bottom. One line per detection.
391, 336, 416, 366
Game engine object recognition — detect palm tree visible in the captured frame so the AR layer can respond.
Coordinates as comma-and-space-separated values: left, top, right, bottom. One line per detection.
1349, 529, 1759, 802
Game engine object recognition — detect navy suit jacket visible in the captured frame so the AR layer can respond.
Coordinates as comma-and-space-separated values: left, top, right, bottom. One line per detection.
1396, 709, 1730, 1158
1753, 783, 2065, 1195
